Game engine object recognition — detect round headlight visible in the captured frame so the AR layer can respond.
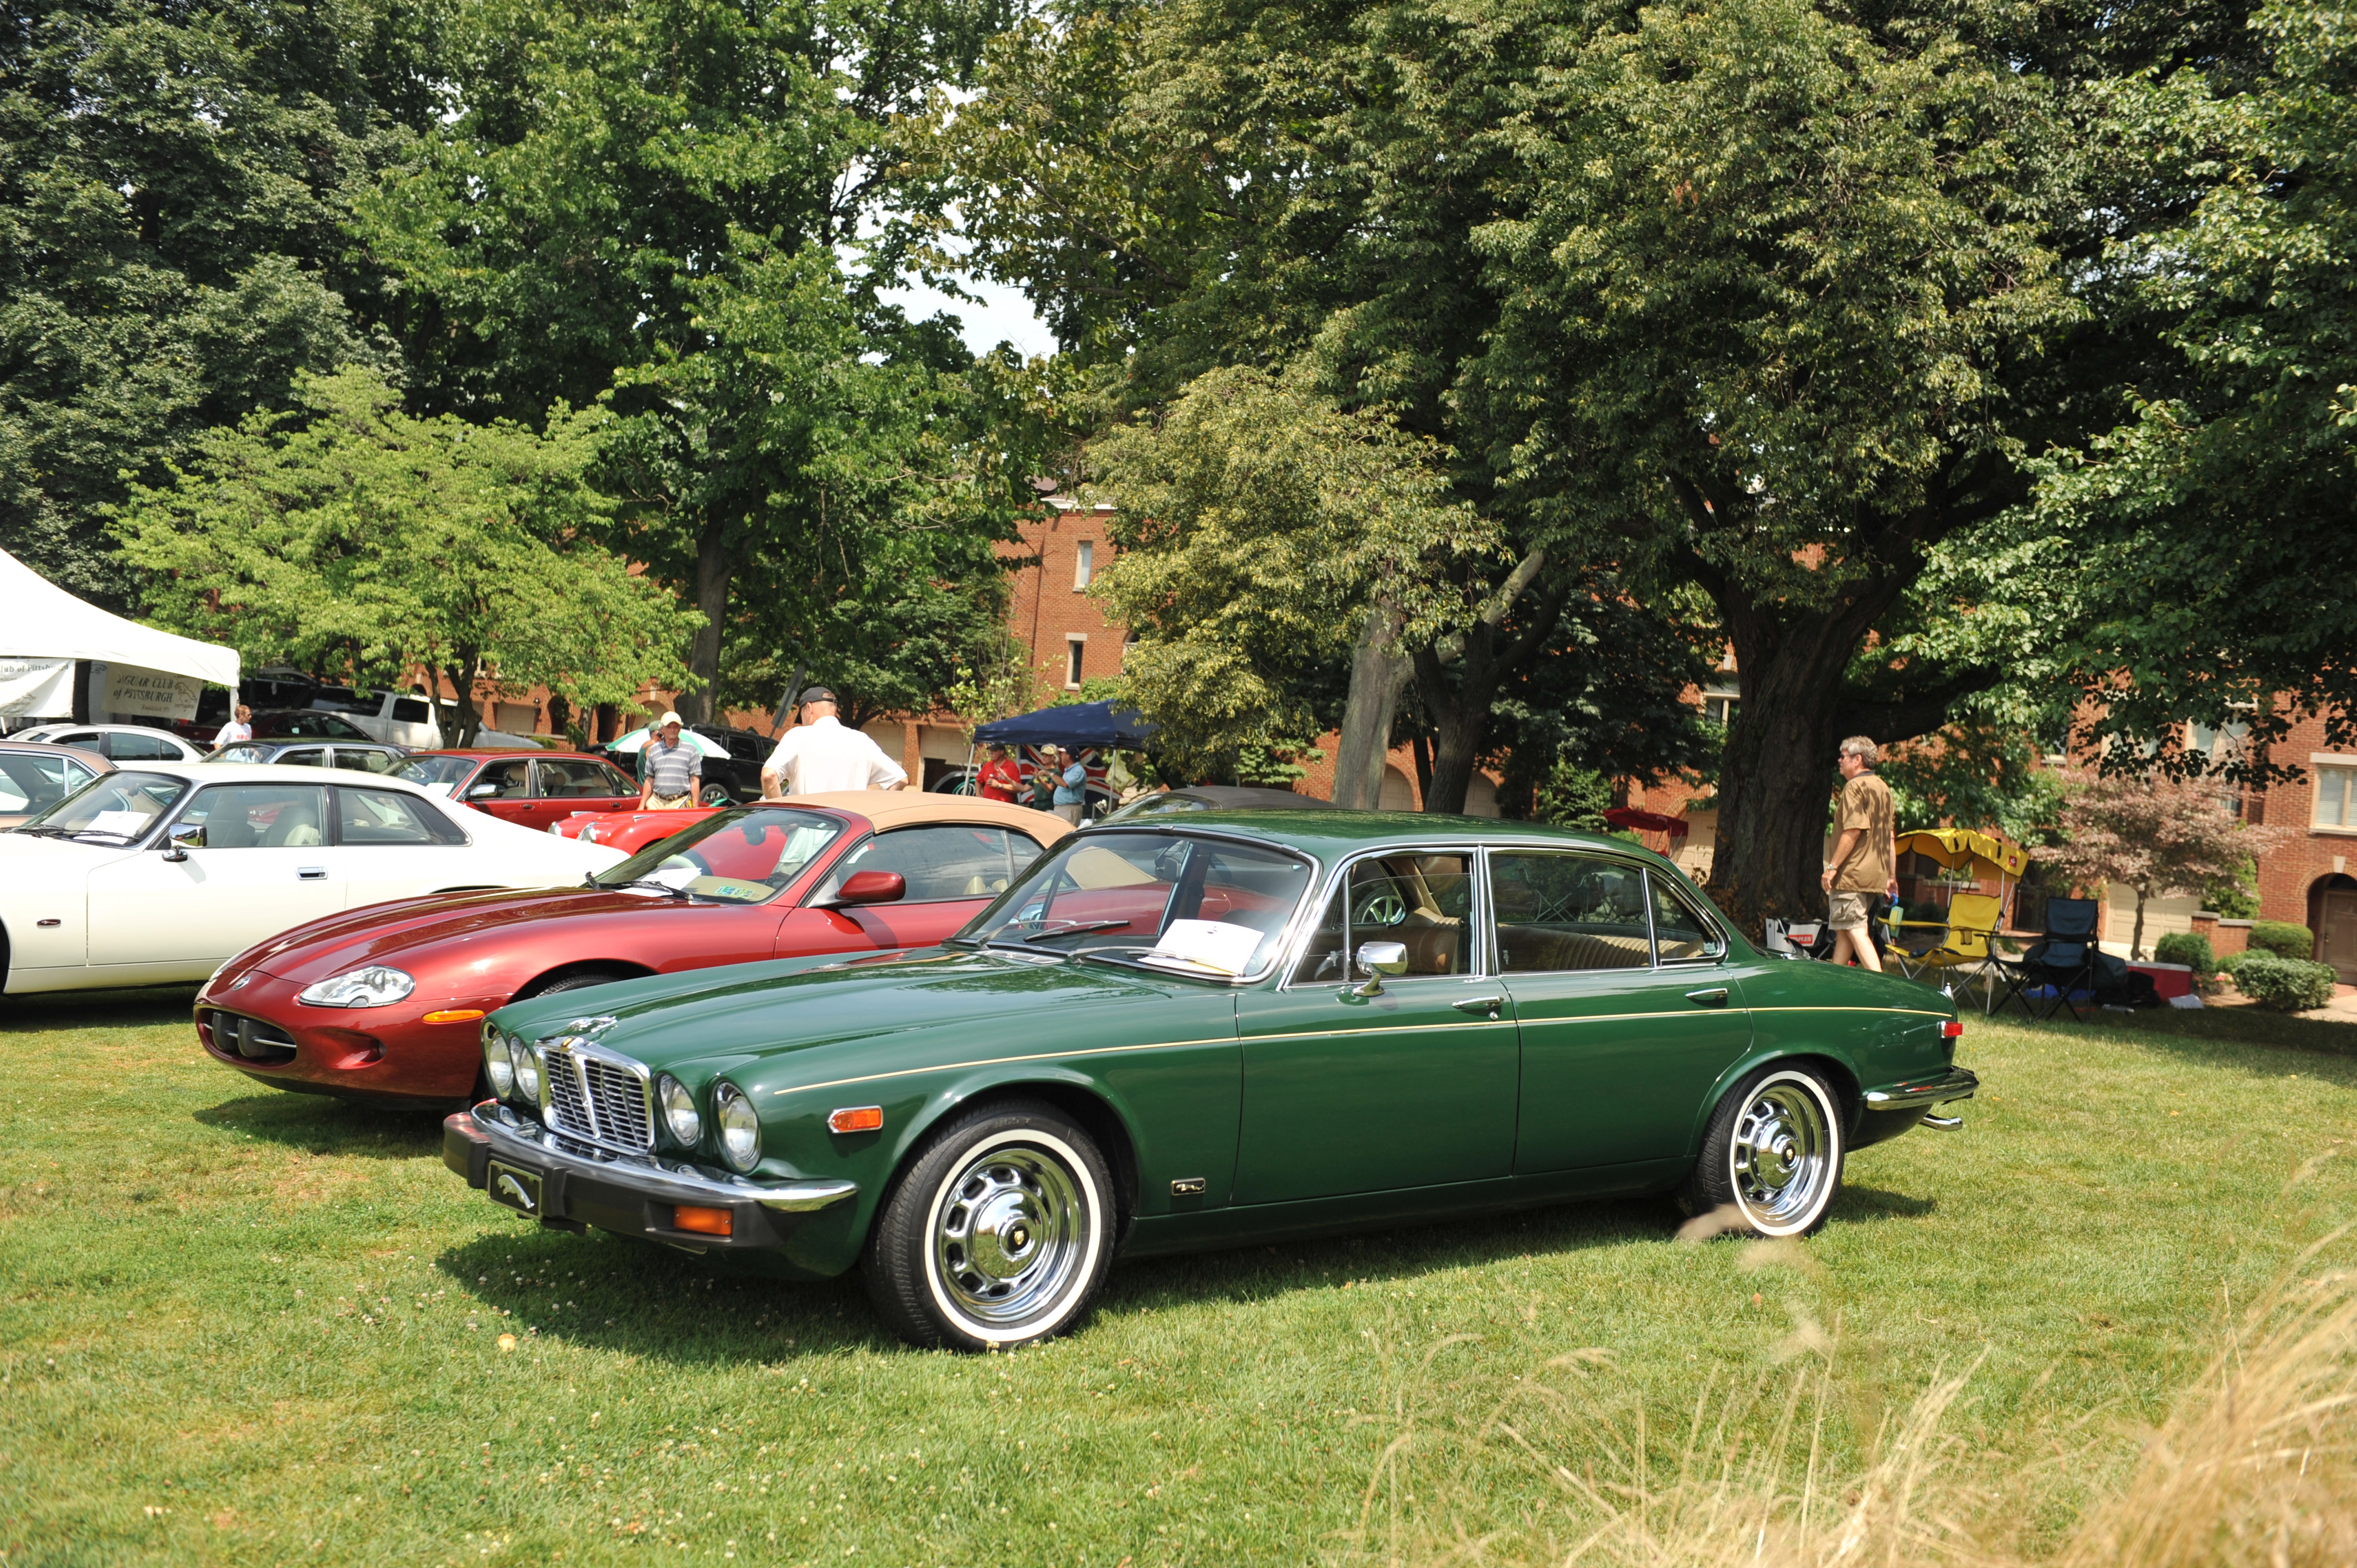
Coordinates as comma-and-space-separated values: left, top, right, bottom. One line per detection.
714, 1081, 760, 1172
296, 964, 416, 1009
658, 1075, 701, 1148
514, 1043, 543, 1105
481, 1027, 515, 1100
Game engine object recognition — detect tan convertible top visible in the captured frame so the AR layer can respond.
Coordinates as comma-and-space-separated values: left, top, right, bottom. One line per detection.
787, 790, 1074, 848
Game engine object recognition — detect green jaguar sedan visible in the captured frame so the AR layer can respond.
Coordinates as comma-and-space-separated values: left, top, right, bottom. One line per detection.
442, 811, 1976, 1350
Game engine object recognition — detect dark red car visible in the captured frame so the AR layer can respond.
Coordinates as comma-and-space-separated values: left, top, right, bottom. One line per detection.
195, 793, 1069, 1108
393, 750, 641, 833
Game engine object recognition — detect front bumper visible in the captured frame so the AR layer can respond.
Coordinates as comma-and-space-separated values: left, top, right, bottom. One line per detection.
441, 1103, 857, 1252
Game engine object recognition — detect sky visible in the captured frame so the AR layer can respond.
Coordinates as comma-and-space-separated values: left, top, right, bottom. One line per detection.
880, 272, 1059, 360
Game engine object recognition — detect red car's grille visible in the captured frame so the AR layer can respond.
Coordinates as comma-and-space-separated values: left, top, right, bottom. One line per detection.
542, 1044, 653, 1152
203, 1009, 297, 1066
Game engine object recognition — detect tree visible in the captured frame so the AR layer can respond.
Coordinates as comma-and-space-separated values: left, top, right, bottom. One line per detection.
0, 0, 438, 606
1085, 365, 1499, 790
362, 0, 1033, 725
2039, 772, 2288, 960
114, 368, 697, 744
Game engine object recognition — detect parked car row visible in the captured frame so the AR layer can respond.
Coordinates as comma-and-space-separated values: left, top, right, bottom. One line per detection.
4, 763, 1978, 1353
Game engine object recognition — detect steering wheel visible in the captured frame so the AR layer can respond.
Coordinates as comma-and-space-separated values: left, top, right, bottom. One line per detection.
1354, 890, 1408, 927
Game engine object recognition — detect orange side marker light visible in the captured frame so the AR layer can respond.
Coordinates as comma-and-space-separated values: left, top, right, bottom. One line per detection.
671, 1205, 733, 1237
827, 1106, 884, 1134
423, 1009, 488, 1025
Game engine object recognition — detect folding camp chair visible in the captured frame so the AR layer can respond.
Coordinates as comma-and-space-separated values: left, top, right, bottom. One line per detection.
1996, 896, 2101, 1021
1893, 893, 2006, 1011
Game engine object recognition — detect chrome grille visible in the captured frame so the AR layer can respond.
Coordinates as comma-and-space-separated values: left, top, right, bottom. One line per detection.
540, 1041, 653, 1152
203, 1009, 297, 1065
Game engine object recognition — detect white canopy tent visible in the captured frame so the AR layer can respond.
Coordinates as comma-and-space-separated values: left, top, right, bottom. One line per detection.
0, 549, 240, 724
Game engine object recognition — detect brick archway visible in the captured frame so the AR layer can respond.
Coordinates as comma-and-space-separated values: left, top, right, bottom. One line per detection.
2308, 873, 2357, 980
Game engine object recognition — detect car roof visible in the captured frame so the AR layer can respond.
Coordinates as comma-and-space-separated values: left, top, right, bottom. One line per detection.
403, 749, 603, 761
1075, 808, 1676, 864
784, 790, 1076, 842
105, 760, 442, 793
0, 740, 111, 768
22, 722, 180, 735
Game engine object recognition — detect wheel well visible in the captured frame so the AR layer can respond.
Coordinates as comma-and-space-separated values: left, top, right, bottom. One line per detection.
1775, 1052, 1861, 1130
515, 960, 658, 999
950, 1081, 1142, 1244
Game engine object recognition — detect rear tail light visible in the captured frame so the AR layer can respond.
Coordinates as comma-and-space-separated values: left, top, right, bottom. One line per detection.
1939, 1019, 1964, 1039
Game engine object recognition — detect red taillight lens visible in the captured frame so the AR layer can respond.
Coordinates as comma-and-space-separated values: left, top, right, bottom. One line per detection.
1939, 1019, 1964, 1039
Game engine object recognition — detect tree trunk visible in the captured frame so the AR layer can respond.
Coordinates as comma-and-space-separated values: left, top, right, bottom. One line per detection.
444, 656, 483, 748
1332, 600, 1411, 809
1408, 549, 1558, 814
680, 517, 732, 725
2131, 888, 2147, 962
1706, 637, 1852, 937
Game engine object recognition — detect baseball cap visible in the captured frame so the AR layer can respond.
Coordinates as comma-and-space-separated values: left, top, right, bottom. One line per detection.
799, 686, 836, 705
657, 710, 683, 728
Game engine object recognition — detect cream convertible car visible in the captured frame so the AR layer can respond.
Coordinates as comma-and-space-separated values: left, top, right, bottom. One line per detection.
1, 763, 626, 996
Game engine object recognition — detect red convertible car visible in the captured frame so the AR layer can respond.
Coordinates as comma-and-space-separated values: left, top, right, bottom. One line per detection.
195, 792, 1069, 1108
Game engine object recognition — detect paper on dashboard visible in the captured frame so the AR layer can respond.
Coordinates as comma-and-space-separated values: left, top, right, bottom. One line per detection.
82, 809, 152, 838
1142, 919, 1264, 976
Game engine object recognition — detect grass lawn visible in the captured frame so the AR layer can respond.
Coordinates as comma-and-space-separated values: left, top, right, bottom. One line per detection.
4, 989, 2355, 1566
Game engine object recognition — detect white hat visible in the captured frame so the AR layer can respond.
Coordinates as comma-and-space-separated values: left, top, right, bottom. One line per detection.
657, 711, 683, 729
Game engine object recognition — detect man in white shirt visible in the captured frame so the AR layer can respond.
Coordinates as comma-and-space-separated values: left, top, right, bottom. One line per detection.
212, 704, 253, 747
761, 688, 908, 798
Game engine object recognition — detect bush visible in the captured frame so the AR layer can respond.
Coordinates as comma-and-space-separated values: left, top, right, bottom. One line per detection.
2228, 950, 2339, 1012
2247, 920, 2315, 961
2152, 931, 2216, 979
2215, 950, 2250, 978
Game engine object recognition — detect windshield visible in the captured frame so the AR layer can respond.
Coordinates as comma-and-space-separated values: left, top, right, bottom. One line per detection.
589, 807, 843, 904
12, 770, 188, 843
954, 830, 1315, 977
395, 756, 477, 794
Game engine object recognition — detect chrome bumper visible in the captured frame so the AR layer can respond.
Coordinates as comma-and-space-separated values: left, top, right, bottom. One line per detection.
1861, 1066, 1978, 1115
443, 1102, 856, 1227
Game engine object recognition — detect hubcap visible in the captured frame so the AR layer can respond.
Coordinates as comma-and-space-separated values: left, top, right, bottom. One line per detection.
1730, 1079, 1832, 1230
932, 1143, 1089, 1328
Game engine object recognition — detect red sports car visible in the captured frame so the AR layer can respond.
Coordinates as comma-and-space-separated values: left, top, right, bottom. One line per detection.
195, 792, 1069, 1108
392, 750, 642, 832
547, 802, 724, 854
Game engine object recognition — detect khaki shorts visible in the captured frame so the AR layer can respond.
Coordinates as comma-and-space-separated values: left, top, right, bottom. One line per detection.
1827, 890, 1872, 931
646, 791, 695, 811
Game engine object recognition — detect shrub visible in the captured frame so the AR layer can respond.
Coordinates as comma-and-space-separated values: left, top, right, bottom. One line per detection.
2215, 949, 2250, 978
2247, 920, 2315, 960
2152, 931, 2216, 978
2229, 950, 2339, 1011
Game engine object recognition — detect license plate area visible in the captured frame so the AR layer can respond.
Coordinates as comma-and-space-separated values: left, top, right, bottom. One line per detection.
487, 1160, 544, 1216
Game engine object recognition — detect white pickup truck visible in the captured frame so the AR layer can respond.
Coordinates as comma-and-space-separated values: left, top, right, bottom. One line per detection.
332, 692, 539, 751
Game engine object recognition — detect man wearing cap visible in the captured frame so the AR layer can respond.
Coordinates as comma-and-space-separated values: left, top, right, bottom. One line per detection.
1049, 744, 1090, 825
761, 688, 908, 798
639, 711, 703, 809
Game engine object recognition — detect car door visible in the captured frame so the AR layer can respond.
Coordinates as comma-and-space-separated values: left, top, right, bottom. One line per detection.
786, 824, 1033, 952
275, 745, 330, 770
1232, 850, 1519, 1204
334, 784, 476, 909
1491, 850, 1753, 1173
459, 757, 536, 824
85, 782, 343, 968
105, 731, 184, 764
529, 757, 634, 830
328, 746, 404, 778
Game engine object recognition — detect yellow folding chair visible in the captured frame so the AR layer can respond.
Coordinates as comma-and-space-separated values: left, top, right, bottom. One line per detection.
1895, 893, 2005, 1010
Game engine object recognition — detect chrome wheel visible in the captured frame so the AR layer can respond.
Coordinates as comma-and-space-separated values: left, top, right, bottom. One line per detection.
927, 1135, 1095, 1332
1727, 1073, 1835, 1234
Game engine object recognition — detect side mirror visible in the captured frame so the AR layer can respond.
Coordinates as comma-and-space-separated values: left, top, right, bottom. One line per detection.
1352, 940, 1410, 997
467, 782, 500, 800
161, 822, 204, 861
826, 870, 906, 909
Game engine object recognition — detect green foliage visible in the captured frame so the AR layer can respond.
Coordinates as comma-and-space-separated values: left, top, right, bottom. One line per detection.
1529, 763, 1614, 833
0, 0, 436, 606
2153, 931, 2218, 980
2248, 921, 2317, 962
2217, 949, 2251, 978
2204, 857, 2263, 920
114, 368, 696, 744
1879, 723, 2068, 847
2229, 950, 2339, 1011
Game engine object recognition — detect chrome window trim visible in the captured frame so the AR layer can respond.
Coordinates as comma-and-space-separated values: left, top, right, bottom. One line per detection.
1280, 844, 1489, 991
1641, 865, 1730, 966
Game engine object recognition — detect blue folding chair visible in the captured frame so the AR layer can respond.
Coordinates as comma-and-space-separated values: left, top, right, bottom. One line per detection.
1996, 896, 2101, 1021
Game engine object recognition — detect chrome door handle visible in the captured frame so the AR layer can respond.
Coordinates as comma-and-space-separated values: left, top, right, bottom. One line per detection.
297, 866, 327, 880
1685, 987, 1730, 1006
1453, 996, 1502, 1017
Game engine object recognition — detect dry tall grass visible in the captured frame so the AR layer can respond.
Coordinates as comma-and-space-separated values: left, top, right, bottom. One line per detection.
1348, 1229, 2357, 1568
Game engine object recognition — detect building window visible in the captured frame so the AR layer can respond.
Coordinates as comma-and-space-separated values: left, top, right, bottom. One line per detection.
1701, 686, 1738, 727
2316, 763, 2357, 829
1065, 635, 1087, 689
1074, 540, 1094, 590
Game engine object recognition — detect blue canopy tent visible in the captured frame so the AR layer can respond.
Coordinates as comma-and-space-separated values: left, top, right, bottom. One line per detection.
972, 702, 1156, 750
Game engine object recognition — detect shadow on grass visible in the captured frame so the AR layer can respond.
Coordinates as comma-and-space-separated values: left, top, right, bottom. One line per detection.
1833, 1184, 1938, 1221
0, 984, 199, 1033
194, 1093, 444, 1159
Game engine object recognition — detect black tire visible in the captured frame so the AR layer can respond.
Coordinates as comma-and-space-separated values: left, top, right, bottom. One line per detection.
516, 968, 632, 1000
863, 1099, 1116, 1351
700, 782, 734, 807
1678, 1063, 1845, 1239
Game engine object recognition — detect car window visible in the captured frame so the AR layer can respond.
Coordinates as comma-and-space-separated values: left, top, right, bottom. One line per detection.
15, 770, 186, 842
394, 756, 477, 795
0, 751, 82, 814
820, 825, 1026, 904
590, 807, 845, 904
337, 786, 467, 845
174, 783, 330, 849
1490, 852, 1653, 972
1294, 854, 1476, 982
538, 757, 633, 798
958, 831, 1316, 975
391, 697, 432, 723
210, 744, 269, 764
1648, 870, 1725, 962
470, 760, 533, 800
266, 711, 369, 740
331, 747, 402, 774
106, 731, 181, 761
279, 746, 331, 767
52, 731, 101, 749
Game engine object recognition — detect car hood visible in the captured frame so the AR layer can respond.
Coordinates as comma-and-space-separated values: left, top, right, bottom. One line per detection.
489, 947, 1227, 1078
0, 832, 141, 876
234, 885, 743, 984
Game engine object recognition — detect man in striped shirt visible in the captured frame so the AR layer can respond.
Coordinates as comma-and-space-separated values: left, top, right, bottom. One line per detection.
639, 712, 703, 809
